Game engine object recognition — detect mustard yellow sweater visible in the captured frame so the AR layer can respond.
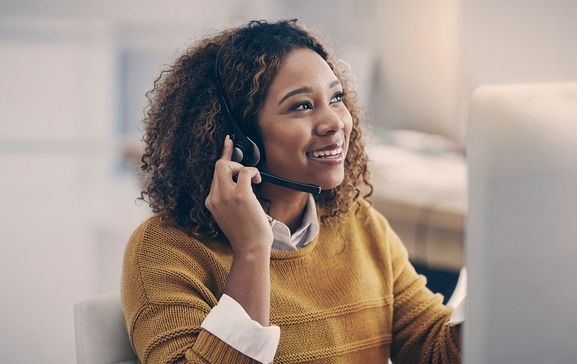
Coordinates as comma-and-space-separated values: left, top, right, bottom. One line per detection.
121, 199, 461, 363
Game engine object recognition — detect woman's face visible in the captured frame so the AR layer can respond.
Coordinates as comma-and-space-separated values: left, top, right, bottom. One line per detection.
257, 48, 353, 191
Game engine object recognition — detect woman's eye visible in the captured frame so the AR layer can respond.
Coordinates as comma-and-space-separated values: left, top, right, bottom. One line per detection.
330, 91, 344, 104
291, 102, 313, 111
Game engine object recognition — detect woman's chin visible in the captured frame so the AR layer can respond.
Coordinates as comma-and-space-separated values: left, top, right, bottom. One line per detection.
319, 176, 345, 191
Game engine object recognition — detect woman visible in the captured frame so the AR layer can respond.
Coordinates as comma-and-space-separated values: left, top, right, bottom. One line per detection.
121, 19, 462, 363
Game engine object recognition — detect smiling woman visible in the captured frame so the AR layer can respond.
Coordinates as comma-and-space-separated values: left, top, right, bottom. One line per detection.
121, 19, 462, 363
257, 48, 352, 197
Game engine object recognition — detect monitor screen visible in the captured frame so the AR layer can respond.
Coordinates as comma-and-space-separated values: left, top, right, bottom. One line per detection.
464, 82, 577, 364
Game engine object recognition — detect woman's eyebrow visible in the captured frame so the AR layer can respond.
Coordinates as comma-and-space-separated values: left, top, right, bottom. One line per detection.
329, 79, 341, 89
278, 79, 342, 106
278, 86, 313, 106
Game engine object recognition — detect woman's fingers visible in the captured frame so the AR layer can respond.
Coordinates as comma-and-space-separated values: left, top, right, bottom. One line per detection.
221, 134, 233, 160
205, 136, 272, 252
212, 136, 239, 189
214, 135, 261, 188
236, 166, 262, 187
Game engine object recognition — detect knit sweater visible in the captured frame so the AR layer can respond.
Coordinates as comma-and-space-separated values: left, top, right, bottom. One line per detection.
121, 199, 461, 363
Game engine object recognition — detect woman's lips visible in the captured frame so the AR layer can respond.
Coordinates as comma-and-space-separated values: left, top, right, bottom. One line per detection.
306, 144, 343, 159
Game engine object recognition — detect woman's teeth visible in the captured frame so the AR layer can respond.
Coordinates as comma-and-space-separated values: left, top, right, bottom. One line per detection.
308, 146, 342, 158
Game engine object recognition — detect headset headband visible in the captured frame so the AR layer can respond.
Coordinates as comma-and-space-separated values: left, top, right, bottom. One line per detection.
213, 44, 261, 166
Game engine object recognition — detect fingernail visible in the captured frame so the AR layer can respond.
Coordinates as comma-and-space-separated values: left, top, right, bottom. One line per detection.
224, 135, 230, 144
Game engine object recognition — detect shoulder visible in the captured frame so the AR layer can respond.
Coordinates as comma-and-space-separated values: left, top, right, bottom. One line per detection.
122, 216, 232, 304
124, 216, 189, 263
319, 197, 393, 242
123, 216, 231, 282
338, 197, 406, 253
345, 197, 392, 231
126, 215, 191, 249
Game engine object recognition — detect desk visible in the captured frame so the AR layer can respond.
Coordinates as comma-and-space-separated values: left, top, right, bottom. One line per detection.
367, 133, 467, 271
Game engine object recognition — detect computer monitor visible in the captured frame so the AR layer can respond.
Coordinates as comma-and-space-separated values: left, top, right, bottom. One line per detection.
464, 82, 577, 364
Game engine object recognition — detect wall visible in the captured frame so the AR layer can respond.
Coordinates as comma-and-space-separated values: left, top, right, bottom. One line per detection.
463, 0, 577, 88
272, 0, 465, 142
0, 22, 143, 363
374, 0, 464, 141
461, 0, 577, 141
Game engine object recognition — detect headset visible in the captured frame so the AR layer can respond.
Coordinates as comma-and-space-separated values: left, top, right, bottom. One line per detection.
213, 45, 321, 194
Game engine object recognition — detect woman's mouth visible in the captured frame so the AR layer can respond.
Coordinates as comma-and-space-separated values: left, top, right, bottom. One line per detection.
307, 145, 344, 159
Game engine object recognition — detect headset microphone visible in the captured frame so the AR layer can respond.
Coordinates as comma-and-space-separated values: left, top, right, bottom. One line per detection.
260, 171, 322, 194
214, 45, 321, 195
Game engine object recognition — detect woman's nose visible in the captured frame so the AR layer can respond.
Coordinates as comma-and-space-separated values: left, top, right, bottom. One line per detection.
314, 106, 345, 135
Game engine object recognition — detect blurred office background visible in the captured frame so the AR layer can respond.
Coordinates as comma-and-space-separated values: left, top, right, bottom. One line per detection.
1, 0, 576, 362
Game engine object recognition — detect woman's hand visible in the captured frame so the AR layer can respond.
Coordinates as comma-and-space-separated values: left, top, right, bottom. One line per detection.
205, 136, 274, 325
205, 135, 273, 256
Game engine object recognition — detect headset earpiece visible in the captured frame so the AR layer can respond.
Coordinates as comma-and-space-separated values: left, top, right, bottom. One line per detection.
231, 146, 244, 164
231, 134, 261, 166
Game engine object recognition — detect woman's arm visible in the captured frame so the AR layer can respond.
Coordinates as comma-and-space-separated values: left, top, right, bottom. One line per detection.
204, 135, 274, 325
122, 136, 278, 363
384, 219, 462, 363
121, 218, 277, 364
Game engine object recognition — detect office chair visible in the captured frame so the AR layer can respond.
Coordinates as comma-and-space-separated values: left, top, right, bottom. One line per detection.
73, 292, 137, 364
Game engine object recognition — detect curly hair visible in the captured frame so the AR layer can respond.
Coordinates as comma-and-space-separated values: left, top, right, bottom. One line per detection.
140, 19, 372, 238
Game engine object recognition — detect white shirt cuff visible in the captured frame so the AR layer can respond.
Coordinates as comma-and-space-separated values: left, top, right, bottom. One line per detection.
200, 294, 280, 364
447, 267, 467, 326
448, 296, 465, 326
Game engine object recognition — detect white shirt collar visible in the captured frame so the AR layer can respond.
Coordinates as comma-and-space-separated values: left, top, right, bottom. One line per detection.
267, 194, 320, 251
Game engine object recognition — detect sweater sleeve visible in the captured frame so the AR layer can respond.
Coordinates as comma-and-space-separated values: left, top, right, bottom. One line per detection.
127, 303, 258, 363
386, 222, 462, 364
121, 219, 264, 364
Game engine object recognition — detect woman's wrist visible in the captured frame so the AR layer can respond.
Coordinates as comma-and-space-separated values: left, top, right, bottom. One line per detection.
229, 234, 273, 258
225, 250, 272, 325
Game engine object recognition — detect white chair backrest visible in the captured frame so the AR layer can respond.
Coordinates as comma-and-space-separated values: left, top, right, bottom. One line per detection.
74, 292, 137, 364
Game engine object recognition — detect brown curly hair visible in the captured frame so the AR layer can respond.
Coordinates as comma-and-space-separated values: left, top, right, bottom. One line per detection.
140, 19, 372, 238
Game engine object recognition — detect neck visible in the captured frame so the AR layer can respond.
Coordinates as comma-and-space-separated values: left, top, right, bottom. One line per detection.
259, 184, 309, 232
